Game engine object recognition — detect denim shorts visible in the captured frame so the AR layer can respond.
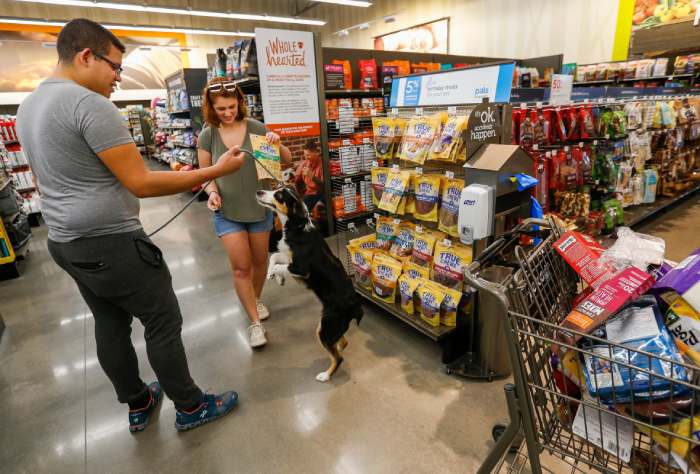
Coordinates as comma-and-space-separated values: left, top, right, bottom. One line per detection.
214, 210, 274, 237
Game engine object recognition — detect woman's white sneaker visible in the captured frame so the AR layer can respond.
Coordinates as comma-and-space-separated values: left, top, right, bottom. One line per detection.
248, 323, 267, 348
256, 300, 270, 321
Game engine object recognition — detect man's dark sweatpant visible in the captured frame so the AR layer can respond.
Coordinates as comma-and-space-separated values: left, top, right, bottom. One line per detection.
48, 229, 203, 410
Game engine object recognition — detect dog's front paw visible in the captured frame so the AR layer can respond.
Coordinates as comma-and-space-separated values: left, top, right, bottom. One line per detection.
315, 372, 330, 383
267, 263, 288, 286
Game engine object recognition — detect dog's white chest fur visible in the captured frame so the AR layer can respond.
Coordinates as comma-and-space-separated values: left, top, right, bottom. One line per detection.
277, 236, 292, 260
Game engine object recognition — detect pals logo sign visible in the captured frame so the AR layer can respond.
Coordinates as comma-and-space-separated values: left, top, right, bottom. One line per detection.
265, 38, 306, 67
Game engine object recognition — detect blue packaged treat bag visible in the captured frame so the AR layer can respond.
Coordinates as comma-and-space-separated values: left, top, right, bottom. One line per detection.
581, 296, 690, 404
512, 173, 538, 192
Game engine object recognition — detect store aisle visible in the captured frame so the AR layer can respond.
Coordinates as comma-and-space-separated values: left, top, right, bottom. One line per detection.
0, 191, 507, 474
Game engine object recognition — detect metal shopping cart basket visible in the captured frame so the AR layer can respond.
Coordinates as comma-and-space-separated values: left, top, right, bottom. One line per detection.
470, 217, 700, 474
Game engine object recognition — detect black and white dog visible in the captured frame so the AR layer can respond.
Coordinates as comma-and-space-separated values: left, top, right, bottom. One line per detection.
256, 187, 363, 382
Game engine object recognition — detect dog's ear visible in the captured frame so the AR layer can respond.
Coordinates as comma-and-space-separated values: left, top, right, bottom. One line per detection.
286, 187, 309, 218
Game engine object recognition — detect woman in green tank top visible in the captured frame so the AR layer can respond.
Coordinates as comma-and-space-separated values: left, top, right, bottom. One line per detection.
198, 77, 291, 348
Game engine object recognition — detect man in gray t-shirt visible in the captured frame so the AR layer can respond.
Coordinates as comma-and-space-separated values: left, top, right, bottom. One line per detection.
16, 19, 242, 432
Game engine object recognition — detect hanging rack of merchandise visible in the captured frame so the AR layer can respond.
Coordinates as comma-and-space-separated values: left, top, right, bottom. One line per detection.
337, 62, 524, 351
572, 55, 698, 87
124, 107, 154, 159
0, 118, 40, 222
0, 139, 32, 280
511, 92, 700, 236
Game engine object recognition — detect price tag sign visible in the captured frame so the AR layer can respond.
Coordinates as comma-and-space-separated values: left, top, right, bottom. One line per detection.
370, 109, 377, 116
392, 164, 400, 171
415, 107, 423, 116
442, 238, 452, 247
447, 106, 457, 116
393, 218, 401, 225
348, 222, 356, 231
344, 178, 352, 183
372, 160, 379, 167
549, 74, 573, 106
415, 225, 424, 233
415, 167, 423, 175
342, 139, 351, 146
446, 170, 455, 179
391, 107, 398, 116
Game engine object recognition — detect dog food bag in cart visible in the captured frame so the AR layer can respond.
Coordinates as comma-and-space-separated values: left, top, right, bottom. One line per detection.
438, 178, 465, 237
371, 167, 390, 207
398, 273, 422, 315
376, 216, 399, 251
371, 253, 403, 304
429, 116, 467, 162
398, 116, 440, 165
664, 298, 700, 367
414, 174, 442, 222
404, 260, 430, 280
250, 134, 282, 181
378, 169, 411, 213
432, 240, 472, 289
348, 246, 375, 290
441, 286, 463, 327
372, 117, 395, 161
417, 280, 448, 327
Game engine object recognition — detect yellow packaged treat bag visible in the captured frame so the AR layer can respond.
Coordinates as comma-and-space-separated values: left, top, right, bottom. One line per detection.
405, 172, 417, 215
389, 222, 415, 260
250, 134, 282, 181
372, 117, 394, 160
398, 273, 422, 315
417, 280, 448, 327
441, 286, 463, 327
430, 116, 468, 162
398, 116, 440, 164
438, 178, 465, 237
371, 253, 403, 304
348, 246, 374, 290
665, 298, 700, 366
411, 228, 443, 267
432, 240, 472, 289
347, 233, 376, 250
376, 216, 399, 251
414, 174, 442, 222
396, 194, 408, 216
392, 118, 406, 159
371, 167, 390, 207
378, 169, 411, 213
404, 260, 430, 280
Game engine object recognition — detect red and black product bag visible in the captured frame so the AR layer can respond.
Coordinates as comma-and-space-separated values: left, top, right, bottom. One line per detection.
580, 106, 595, 139
359, 59, 378, 90
511, 108, 521, 145
551, 108, 567, 145
531, 109, 550, 146
550, 149, 565, 191
533, 150, 550, 211
519, 110, 535, 146
565, 107, 580, 141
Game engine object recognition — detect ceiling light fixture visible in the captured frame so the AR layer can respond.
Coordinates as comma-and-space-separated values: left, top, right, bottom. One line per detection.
311, 0, 372, 6
0, 17, 255, 36
358, 22, 370, 30
12, 0, 326, 26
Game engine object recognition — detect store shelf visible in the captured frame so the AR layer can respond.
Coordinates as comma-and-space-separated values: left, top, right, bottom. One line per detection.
325, 89, 384, 98
233, 77, 260, 89
16, 186, 35, 193
334, 209, 374, 223
330, 171, 371, 181
169, 109, 192, 114
354, 285, 456, 341
573, 79, 614, 86
625, 183, 700, 229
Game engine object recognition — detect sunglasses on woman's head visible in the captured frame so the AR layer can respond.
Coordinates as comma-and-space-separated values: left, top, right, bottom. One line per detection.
207, 82, 238, 93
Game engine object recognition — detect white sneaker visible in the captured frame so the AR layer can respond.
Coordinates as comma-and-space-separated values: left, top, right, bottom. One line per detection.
248, 323, 267, 348
256, 300, 270, 321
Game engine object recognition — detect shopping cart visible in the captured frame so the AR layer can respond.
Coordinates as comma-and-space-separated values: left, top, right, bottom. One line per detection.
469, 217, 700, 473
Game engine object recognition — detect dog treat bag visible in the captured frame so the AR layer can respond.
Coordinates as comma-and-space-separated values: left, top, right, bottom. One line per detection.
358, 58, 378, 90
411, 228, 443, 267
376, 216, 399, 251
417, 280, 448, 327
398, 273, 422, 315
441, 287, 463, 327
390, 222, 415, 260
371, 253, 403, 304
372, 118, 394, 161
371, 167, 390, 207
392, 118, 406, 159
414, 174, 442, 222
438, 178, 465, 237
404, 260, 430, 280
331, 59, 353, 88
399, 116, 440, 164
432, 240, 472, 289
347, 233, 376, 250
430, 116, 467, 162
250, 134, 282, 181
379, 170, 411, 213
348, 246, 374, 290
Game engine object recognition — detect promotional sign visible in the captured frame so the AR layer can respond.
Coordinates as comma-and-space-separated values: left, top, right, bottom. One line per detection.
549, 74, 574, 105
390, 62, 515, 107
374, 18, 449, 54
255, 28, 320, 137
323, 64, 345, 90
464, 102, 502, 153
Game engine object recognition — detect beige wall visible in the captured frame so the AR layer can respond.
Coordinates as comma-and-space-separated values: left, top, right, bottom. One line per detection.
316, 0, 620, 65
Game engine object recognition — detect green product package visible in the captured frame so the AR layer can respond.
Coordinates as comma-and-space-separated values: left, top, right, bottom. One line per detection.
602, 199, 624, 232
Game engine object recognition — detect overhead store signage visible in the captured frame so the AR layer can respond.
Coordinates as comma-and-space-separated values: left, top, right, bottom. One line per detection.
390, 62, 516, 107
255, 28, 320, 137
549, 74, 573, 105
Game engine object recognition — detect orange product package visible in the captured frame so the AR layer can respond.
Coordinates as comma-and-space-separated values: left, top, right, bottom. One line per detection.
332, 59, 353, 89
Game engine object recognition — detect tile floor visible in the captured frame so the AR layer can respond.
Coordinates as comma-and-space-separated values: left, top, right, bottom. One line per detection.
1, 187, 698, 474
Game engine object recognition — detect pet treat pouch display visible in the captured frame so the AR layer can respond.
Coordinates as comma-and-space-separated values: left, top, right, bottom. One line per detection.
371, 253, 402, 304
429, 116, 467, 162
379, 170, 411, 213
411, 229, 443, 267
432, 240, 472, 289
348, 246, 374, 290
375, 216, 399, 251
250, 134, 282, 181
441, 287, 463, 327
371, 167, 390, 207
414, 174, 442, 222
390, 223, 415, 260
347, 233, 376, 250
372, 118, 395, 160
438, 178, 465, 237
399, 116, 440, 164
398, 274, 422, 315
404, 260, 430, 280
581, 297, 690, 404
417, 280, 448, 327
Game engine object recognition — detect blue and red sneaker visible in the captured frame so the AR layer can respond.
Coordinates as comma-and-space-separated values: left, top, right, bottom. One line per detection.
174, 391, 238, 432
128, 382, 163, 432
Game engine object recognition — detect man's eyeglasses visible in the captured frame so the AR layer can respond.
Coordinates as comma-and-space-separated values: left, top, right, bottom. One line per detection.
94, 53, 123, 75
207, 82, 238, 93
